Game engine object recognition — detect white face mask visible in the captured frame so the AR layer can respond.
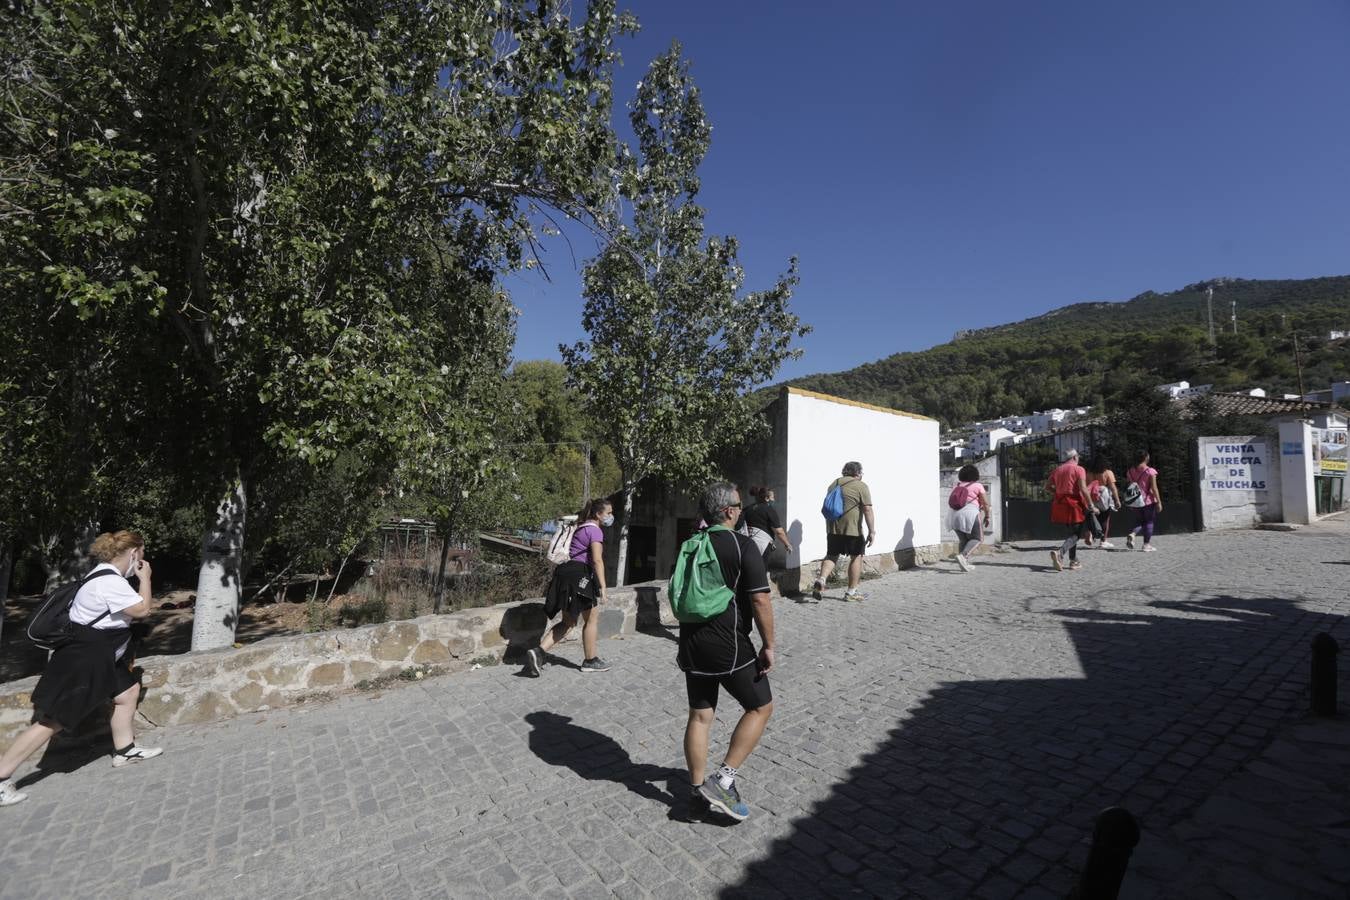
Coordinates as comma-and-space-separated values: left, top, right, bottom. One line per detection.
600, 514, 615, 527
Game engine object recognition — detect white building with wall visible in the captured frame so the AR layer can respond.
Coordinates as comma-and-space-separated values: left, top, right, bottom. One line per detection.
684, 387, 943, 590
972, 426, 1015, 455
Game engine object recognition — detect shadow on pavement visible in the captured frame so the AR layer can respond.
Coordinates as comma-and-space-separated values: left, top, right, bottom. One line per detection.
14, 713, 115, 789
721, 593, 1347, 899
525, 710, 685, 809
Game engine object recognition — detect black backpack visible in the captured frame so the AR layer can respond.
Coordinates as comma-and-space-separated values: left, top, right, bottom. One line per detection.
27, 569, 119, 652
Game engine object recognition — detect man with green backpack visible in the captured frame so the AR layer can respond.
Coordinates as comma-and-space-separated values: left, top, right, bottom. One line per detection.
668, 482, 775, 822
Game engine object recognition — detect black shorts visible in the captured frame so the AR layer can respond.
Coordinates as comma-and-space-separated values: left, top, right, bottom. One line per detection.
685, 664, 772, 712
826, 533, 866, 558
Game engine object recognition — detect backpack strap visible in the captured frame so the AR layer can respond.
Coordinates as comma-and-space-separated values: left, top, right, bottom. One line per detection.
73, 568, 122, 626
705, 525, 743, 592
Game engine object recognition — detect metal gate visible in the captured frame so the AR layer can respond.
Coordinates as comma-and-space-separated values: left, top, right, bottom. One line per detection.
998, 431, 1200, 542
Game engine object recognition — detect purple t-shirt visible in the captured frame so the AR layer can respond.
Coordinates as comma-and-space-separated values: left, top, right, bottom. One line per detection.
569, 522, 604, 563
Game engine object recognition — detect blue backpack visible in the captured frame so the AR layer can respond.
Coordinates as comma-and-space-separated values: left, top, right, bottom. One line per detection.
821, 482, 847, 522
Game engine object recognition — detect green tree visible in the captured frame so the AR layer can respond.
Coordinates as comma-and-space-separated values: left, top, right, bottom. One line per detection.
2, 1, 635, 647
562, 45, 809, 583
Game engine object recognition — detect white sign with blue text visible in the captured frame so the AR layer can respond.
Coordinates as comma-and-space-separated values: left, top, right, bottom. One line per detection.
1203, 440, 1268, 491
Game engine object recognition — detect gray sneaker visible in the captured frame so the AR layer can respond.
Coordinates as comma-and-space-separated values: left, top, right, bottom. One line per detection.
699, 776, 749, 822
0, 779, 28, 807
523, 647, 542, 678
580, 657, 611, 673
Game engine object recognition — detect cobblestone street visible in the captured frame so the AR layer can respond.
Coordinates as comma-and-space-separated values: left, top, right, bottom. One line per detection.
2, 519, 1347, 899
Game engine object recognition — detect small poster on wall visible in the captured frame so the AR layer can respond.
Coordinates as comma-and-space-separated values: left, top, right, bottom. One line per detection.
1202, 440, 1269, 491
1313, 428, 1347, 477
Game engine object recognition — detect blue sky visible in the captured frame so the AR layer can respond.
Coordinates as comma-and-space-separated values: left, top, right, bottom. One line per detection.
506, 0, 1350, 382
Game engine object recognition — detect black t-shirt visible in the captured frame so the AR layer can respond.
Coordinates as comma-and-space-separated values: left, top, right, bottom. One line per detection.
677, 529, 770, 675
739, 501, 782, 536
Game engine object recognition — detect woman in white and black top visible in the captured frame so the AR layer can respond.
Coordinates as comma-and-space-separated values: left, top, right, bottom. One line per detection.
0, 531, 163, 807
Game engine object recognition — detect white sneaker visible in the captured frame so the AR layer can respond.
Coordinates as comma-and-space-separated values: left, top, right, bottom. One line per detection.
112, 745, 163, 768
1142, 545, 1157, 553
0, 779, 28, 806
842, 589, 866, 602
1099, 541, 1116, 550
956, 554, 973, 572
1126, 534, 1135, 550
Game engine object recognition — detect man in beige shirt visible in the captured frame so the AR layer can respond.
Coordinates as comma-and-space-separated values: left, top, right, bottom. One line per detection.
811, 461, 875, 602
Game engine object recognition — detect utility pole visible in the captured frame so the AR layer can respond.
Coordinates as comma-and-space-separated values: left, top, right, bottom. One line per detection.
1206, 285, 1216, 345
1230, 299, 1238, 334
1293, 332, 1306, 398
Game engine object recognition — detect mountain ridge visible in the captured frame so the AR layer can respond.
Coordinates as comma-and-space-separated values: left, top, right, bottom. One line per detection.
783, 275, 1350, 427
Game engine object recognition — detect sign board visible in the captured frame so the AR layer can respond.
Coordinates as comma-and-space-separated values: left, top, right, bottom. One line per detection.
1281, 441, 1303, 456
1313, 428, 1347, 477
1202, 440, 1269, 491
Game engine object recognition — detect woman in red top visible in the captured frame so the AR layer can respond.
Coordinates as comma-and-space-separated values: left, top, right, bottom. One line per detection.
1046, 449, 1093, 571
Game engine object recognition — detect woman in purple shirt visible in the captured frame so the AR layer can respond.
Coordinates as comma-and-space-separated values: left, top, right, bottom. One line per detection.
526, 498, 613, 676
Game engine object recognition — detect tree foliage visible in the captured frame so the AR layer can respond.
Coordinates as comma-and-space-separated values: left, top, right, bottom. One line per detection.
1, 1, 636, 641
562, 44, 809, 583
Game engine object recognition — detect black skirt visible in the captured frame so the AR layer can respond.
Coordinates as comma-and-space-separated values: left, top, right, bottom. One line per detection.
31, 624, 139, 731
544, 561, 599, 620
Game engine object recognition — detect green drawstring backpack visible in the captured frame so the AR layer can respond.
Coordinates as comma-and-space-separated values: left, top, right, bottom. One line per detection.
667, 525, 738, 623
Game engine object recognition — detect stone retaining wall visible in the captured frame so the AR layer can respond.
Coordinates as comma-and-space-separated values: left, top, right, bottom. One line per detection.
0, 548, 944, 746
0, 585, 652, 746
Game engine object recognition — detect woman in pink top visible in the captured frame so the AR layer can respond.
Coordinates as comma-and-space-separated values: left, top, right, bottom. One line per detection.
947, 465, 991, 572
1126, 451, 1162, 551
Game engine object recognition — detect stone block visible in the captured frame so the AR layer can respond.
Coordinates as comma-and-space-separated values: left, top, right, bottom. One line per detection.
597, 607, 626, 640
307, 663, 347, 688
349, 661, 382, 680
480, 629, 502, 648
369, 622, 419, 661
140, 666, 169, 689
231, 682, 266, 710
411, 640, 452, 665
137, 690, 183, 726
171, 691, 234, 726
0, 688, 34, 710
220, 646, 276, 673
259, 662, 306, 687
168, 658, 227, 685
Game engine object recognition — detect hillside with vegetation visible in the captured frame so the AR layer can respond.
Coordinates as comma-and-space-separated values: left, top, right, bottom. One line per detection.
786, 276, 1350, 428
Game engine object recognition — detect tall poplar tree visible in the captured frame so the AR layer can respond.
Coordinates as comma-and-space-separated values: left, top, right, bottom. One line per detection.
563, 45, 809, 584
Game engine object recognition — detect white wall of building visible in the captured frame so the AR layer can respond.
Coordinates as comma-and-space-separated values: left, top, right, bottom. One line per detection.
939, 455, 1001, 549
1278, 420, 1316, 524
781, 389, 940, 567
972, 426, 1014, 455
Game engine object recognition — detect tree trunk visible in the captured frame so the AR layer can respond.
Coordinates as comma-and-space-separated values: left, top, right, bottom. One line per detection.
612, 485, 634, 587
60, 519, 98, 582
191, 476, 247, 651
37, 531, 61, 593
0, 540, 12, 648
433, 525, 452, 614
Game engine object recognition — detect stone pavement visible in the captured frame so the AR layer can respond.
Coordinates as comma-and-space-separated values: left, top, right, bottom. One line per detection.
1, 519, 1347, 899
